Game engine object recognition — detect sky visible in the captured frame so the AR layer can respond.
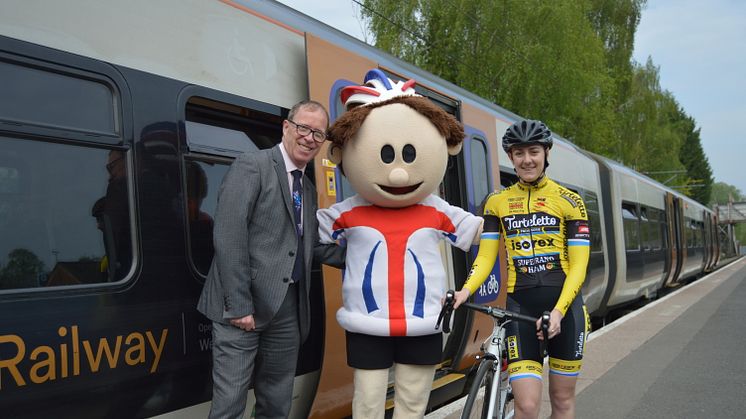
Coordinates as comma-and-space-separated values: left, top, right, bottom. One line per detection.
277, 0, 746, 197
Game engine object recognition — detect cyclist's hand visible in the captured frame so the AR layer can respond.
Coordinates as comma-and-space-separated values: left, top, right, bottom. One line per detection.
453, 289, 471, 309
536, 309, 563, 340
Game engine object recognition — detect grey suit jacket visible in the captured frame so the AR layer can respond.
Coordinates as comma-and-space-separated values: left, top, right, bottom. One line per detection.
198, 145, 343, 341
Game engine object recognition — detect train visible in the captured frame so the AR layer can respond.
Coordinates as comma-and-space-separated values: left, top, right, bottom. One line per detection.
0, 1, 738, 418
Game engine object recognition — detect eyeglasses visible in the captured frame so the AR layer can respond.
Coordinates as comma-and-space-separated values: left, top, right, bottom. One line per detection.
286, 119, 327, 143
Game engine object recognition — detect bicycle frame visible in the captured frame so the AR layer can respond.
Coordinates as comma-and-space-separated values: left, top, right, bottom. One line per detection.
479, 318, 512, 419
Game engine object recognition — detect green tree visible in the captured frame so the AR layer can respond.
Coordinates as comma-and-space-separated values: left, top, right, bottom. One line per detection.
359, 0, 714, 204
677, 112, 713, 204
709, 182, 743, 206
361, 0, 615, 152
0, 248, 45, 289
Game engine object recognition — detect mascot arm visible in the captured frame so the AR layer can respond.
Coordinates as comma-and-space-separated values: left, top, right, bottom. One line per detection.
432, 196, 483, 251
317, 205, 344, 244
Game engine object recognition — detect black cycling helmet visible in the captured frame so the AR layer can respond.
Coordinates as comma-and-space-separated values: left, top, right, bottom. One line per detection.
501, 119, 553, 153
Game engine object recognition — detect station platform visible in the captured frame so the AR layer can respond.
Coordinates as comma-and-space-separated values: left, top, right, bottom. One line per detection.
427, 256, 746, 418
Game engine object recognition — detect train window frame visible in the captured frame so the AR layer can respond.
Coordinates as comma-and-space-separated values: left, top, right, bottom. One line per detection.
468, 135, 492, 213
621, 202, 641, 251
0, 41, 136, 296
0, 44, 127, 145
177, 87, 287, 280
583, 190, 603, 253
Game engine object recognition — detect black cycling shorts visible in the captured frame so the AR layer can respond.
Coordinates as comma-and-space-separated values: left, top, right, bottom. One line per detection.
504, 287, 589, 381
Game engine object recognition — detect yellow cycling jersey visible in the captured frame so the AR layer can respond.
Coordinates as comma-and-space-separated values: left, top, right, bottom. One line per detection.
463, 176, 590, 315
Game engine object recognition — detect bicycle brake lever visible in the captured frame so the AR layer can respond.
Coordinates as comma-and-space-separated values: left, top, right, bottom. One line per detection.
436, 290, 455, 333
541, 311, 550, 356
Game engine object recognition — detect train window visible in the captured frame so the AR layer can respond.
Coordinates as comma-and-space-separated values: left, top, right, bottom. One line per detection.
185, 96, 281, 156
0, 59, 117, 136
469, 137, 490, 208
382, 69, 460, 116
186, 121, 258, 157
182, 96, 284, 277
584, 191, 603, 252
500, 170, 519, 189
659, 209, 669, 250
622, 203, 640, 251
184, 158, 231, 276
645, 208, 664, 250
685, 219, 695, 248
0, 137, 132, 291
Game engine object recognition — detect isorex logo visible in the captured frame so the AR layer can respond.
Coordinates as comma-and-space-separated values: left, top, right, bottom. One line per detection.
507, 335, 519, 360
510, 238, 556, 251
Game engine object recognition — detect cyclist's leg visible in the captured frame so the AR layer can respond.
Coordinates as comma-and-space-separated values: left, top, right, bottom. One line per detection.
510, 374, 543, 419
505, 295, 544, 419
547, 374, 577, 419
546, 297, 589, 419
392, 363, 436, 419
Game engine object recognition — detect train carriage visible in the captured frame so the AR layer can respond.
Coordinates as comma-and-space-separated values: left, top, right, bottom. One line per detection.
0, 1, 728, 418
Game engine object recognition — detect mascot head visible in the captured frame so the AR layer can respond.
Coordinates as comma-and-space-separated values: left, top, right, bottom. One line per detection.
327, 69, 465, 208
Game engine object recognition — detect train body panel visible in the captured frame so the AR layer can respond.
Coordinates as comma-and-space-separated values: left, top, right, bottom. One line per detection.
0, 1, 730, 418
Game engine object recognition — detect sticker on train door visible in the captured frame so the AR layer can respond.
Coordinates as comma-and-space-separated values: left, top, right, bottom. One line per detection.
473, 265, 500, 304
325, 170, 336, 197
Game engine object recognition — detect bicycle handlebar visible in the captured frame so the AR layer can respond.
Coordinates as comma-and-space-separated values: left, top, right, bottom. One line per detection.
460, 301, 538, 324
435, 289, 539, 333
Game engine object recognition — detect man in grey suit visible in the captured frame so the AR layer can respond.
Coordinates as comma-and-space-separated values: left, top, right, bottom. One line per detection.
198, 100, 344, 419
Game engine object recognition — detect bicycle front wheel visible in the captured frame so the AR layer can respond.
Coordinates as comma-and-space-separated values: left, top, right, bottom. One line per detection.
461, 359, 498, 419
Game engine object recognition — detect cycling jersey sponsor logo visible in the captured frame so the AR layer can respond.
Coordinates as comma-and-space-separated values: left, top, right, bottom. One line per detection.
503, 213, 559, 230
508, 360, 543, 376
513, 254, 560, 274
575, 331, 585, 358
559, 190, 587, 217
570, 220, 591, 240
508, 197, 523, 202
510, 238, 556, 251
513, 254, 559, 267
507, 335, 519, 360
509, 202, 523, 210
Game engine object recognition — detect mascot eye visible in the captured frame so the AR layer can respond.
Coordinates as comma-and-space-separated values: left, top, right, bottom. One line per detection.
402, 144, 416, 163
381, 145, 395, 164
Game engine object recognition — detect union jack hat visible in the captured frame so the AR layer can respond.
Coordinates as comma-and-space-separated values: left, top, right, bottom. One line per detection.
340, 69, 419, 110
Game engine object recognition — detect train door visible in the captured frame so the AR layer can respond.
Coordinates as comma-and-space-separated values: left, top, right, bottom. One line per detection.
672, 196, 686, 285
304, 33, 377, 419
661, 193, 675, 285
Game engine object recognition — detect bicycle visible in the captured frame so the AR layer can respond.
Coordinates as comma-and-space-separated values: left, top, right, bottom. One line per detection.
437, 290, 550, 419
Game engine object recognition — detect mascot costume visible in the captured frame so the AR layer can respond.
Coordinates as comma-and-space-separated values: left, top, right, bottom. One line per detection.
318, 70, 483, 418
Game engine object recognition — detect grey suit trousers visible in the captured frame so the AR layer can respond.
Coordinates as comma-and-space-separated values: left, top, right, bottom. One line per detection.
208, 284, 300, 419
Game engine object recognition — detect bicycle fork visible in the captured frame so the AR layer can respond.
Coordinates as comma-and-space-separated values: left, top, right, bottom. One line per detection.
483, 328, 511, 419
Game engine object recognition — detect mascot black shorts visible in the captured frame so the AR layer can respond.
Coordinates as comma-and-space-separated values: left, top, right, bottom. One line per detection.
346, 331, 442, 369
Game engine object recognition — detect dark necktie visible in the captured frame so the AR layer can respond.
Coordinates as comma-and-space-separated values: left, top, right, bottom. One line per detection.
291, 170, 304, 284
291, 170, 303, 236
